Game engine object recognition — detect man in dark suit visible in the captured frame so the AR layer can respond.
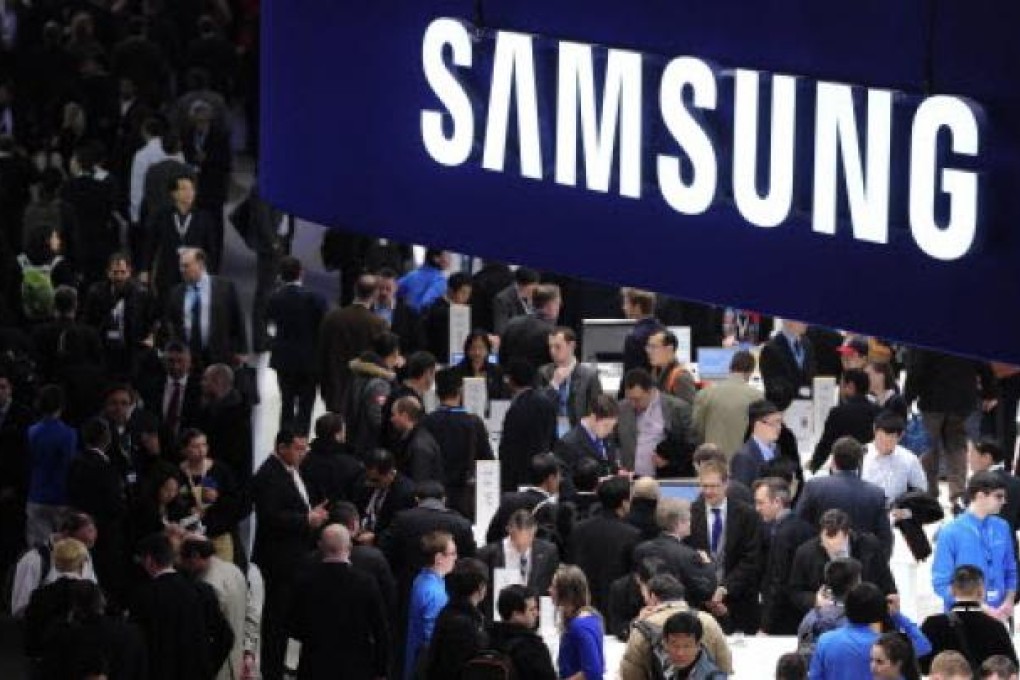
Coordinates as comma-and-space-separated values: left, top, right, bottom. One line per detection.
421, 272, 472, 362
66, 418, 129, 610
390, 396, 443, 483
554, 394, 620, 482
266, 256, 327, 436
685, 458, 763, 633
143, 175, 216, 301
379, 480, 476, 598
569, 476, 641, 613
486, 453, 562, 544
241, 181, 294, 353
356, 448, 417, 544
62, 141, 122, 290
252, 430, 330, 680
491, 266, 538, 335
141, 134, 195, 229
82, 252, 156, 379
373, 267, 424, 353
196, 363, 253, 482
498, 283, 561, 370
787, 509, 897, 622
164, 247, 247, 368
797, 436, 893, 558
289, 524, 390, 680
300, 413, 364, 507
753, 477, 816, 634
182, 101, 231, 272
138, 341, 202, 449
331, 502, 398, 623
477, 509, 559, 614
380, 350, 436, 452
632, 498, 717, 608
759, 319, 816, 405
809, 369, 881, 473
539, 326, 604, 434
731, 400, 787, 488
498, 359, 558, 492
620, 288, 665, 380
318, 273, 387, 413
130, 532, 233, 680
470, 260, 514, 334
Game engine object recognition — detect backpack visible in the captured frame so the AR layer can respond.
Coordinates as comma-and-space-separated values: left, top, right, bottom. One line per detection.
461, 649, 518, 680
2, 543, 52, 614
17, 253, 61, 321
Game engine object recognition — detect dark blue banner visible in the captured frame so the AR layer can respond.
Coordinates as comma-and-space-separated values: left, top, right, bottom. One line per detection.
260, 0, 1020, 363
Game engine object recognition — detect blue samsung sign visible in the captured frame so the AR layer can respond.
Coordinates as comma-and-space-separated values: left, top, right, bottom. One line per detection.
260, 0, 1020, 363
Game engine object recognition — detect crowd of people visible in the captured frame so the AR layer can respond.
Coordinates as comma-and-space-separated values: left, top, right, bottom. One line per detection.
2, 3, 1020, 680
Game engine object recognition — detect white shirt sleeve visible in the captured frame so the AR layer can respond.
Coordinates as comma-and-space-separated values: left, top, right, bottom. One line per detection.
10, 551, 41, 617
244, 563, 265, 654
129, 148, 145, 224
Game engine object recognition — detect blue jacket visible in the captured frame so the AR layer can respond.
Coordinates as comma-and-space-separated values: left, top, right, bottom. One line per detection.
932, 511, 1018, 608
404, 569, 448, 680
558, 613, 605, 680
809, 614, 931, 680
27, 418, 78, 505
398, 265, 446, 312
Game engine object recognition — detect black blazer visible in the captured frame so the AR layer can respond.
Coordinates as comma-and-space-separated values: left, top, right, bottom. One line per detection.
919, 603, 1019, 674
759, 333, 816, 405
632, 534, 718, 606
796, 471, 893, 557
421, 407, 494, 490
787, 532, 897, 619
251, 455, 315, 579
379, 501, 476, 591
144, 207, 216, 297
471, 265, 514, 334
354, 471, 416, 537
288, 561, 390, 680
498, 389, 558, 493
491, 283, 529, 335
300, 439, 364, 505
82, 280, 156, 353
759, 512, 816, 634
476, 537, 560, 596
567, 511, 640, 613
685, 498, 762, 603
809, 395, 881, 472
554, 423, 619, 480
498, 313, 554, 370
485, 488, 554, 544
139, 370, 202, 444
164, 275, 247, 365
266, 283, 327, 375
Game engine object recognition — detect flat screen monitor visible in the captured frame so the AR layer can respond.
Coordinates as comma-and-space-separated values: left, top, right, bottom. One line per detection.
657, 478, 702, 503
581, 318, 635, 363
696, 347, 739, 381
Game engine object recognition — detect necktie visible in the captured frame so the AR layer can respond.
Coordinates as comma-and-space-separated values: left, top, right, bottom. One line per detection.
189, 286, 202, 355
165, 381, 182, 434
291, 467, 310, 508
596, 438, 607, 460
519, 555, 528, 583
710, 508, 723, 555
792, 339, 804, 368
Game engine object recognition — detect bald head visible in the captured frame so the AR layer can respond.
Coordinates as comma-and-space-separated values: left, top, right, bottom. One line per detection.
319, 524, 352, 560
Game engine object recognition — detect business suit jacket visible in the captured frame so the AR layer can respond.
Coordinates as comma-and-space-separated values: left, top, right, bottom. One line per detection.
632, 533, 718, 606
485, 488, 555, 544
492, 283, 529, 335
554, 423, 620, 480
796, 470, 893, 558
145, 207, 216, 298
141, 158, 195, 226
266, 283, 327, 376
318, 303, 387, 412
498, 389, 558, 492
66, 448, 128, 594
355, 471, 416, 537
61, 171, 121, 281
251, 456, 314, 580
731, 438, 801, 489
539, 361, 604, 427
568, 511, 641, 613
499, 313, 554, 369
476, 537, 560, 597
622, 317, 665, 376
471, 264, 514, 334
289, 561, 390, 680
379, 500, 476, 591
139, 369, 202, 446
787, 532, 897, 619
759, 333, 816, 405
685, 498, 762, 632
83, 280, 156, 353
759, 512, 816, 634
616, 391, 699, 474
165, 275, 247, 365
692, 375, 762, 458
809, 395, 881, 472
351, 544, 398, 622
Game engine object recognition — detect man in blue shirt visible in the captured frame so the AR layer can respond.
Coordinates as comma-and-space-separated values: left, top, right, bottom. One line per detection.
730, 400, 783, 488
809, 582, 930, 680
404, 529, 457, 679
932, 470, 1018, 621
398, 248, 449, 312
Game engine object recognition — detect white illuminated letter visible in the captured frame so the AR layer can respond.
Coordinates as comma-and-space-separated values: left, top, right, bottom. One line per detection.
909, 96, 980, 261
656, 56, 718, 215
812, 83, 892, 243
555, 42, 643, 198
421, 18, 474, 167
732, 70, 797, 227
483, 31, 542, 179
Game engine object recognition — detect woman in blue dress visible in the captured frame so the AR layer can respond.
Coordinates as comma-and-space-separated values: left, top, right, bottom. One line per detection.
551, 564, 604, 680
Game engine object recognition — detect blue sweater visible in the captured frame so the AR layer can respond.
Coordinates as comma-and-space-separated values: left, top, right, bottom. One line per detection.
809, 614, 931, 680
558, 613, 604, 680
27, 418, 78, 505
932, 511, 1018, 608
404, 569, 448, 680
